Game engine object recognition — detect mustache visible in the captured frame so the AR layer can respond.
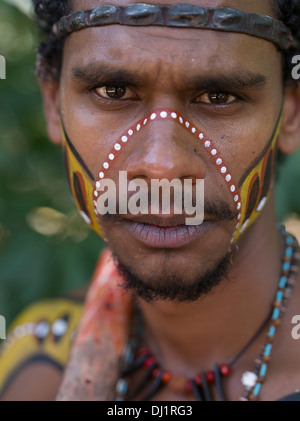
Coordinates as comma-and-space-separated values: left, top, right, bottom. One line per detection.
99, 197, 238, 223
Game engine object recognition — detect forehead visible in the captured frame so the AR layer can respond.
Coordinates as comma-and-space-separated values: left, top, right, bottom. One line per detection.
64, 0, 280, 81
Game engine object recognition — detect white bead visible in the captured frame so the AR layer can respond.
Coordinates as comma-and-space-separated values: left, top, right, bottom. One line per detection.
171, 112, 177, 118
237, 203, 241, 210
216, 158, 222, 165
221, 166, 227, 174
128, 130, 133, 136
143, 118, 148, 125
179, 117, 183, 124
199, 133, 204, 140
226, 174, 231, 182
192, 127, 196, 133
121, 136, 128, 143
160, 111, 167, 118
34, 321, 49, 339
109, 154, 114, 161
136, 124, 141, 131
185, 121, 190, 128
52, 319, 68, 337
114, 143, 121, 151
241, 371, 258, 388
103, 162, 109, 169
99, 172, 105, 178
96, 181, 101, 189
150, 113, 156, 120
211, 149, 217, 156
230, 185, 235, 192
205, 140, 210, 148
234, 195, 239, 202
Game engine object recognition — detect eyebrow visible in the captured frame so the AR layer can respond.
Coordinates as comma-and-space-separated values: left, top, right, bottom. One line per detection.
72, 62, 267, 91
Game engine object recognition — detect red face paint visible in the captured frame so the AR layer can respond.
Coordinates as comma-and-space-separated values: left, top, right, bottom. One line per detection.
93, 108, 241, 245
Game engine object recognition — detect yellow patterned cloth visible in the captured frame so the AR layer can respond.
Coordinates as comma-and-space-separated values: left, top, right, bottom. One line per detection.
0, 297, 83, 397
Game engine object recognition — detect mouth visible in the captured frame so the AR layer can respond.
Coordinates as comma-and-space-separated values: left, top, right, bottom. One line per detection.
121, 215, 214, 249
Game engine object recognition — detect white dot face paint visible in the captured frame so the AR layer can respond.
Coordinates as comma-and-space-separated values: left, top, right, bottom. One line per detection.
92, 108, 241, 248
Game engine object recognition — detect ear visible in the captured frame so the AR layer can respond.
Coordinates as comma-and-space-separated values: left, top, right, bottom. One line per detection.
39, 78, 62, 145
278, 83, 300, 155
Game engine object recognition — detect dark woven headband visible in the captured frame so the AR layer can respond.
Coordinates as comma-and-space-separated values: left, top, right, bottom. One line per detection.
52, 3, 298, 52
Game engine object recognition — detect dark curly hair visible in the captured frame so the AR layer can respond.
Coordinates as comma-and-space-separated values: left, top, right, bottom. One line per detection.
33, 0, 300, 82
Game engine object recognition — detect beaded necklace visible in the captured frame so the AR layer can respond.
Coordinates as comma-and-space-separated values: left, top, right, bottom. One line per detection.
115, 225, 300, 401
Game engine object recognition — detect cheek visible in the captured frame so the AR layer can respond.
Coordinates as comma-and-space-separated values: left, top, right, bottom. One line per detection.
62, 133, 104, 238
232, 118, 280, 242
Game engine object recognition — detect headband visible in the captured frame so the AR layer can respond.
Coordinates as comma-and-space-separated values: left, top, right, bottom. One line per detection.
52, 3, 298, 52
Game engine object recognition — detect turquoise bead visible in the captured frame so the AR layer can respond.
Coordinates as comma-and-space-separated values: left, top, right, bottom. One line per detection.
286, 236, 294, 246
264, 344, 272, 357
268, 326, 276, 338
253, 383, 262, 396
285, 247, 293, 258
283, 262, 291, 272
276, 291, 283, 303
272, 307, 280, 320
279, 276, 287, 288
259, 364, 267, 377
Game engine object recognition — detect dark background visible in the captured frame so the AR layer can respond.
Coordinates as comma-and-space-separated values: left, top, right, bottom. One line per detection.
0, 1, 299, 326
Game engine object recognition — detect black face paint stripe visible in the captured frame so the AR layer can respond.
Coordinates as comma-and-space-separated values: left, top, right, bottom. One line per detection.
60, 118, 95, 182
73, 172, 90, 217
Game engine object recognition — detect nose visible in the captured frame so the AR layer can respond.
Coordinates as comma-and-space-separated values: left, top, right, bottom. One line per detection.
123, 116, 207, 184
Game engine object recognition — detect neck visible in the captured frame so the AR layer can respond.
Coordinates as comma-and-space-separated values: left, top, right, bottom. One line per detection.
136, 192, 283, 375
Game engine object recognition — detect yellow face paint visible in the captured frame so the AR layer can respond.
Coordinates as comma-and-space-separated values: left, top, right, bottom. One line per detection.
233, 113, 282, 243
61, 123, 104, 239
60, 107, 282, 249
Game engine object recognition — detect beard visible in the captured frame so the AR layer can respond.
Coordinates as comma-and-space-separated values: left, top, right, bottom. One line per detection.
113, 251, 231, 303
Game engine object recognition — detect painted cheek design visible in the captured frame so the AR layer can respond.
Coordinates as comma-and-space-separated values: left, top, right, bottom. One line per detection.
235, 117, 281, 242
62, 126, 104, 238
93, 108, 242, 245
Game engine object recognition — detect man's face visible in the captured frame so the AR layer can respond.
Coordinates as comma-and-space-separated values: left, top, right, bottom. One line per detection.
55, 0, 284, 300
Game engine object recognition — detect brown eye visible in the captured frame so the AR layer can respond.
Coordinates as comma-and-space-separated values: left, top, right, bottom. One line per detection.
208, 93, 230, 104
94, 86, 136, 100
197, 92, 236, 105
105, 86, 127, 99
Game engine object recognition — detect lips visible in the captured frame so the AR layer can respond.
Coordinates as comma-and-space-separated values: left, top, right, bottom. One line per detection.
122, 215, 212, 248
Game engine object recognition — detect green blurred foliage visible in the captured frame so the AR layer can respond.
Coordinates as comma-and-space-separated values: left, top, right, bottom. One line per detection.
0, 2, 104, 326
0, 2, 299, 326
